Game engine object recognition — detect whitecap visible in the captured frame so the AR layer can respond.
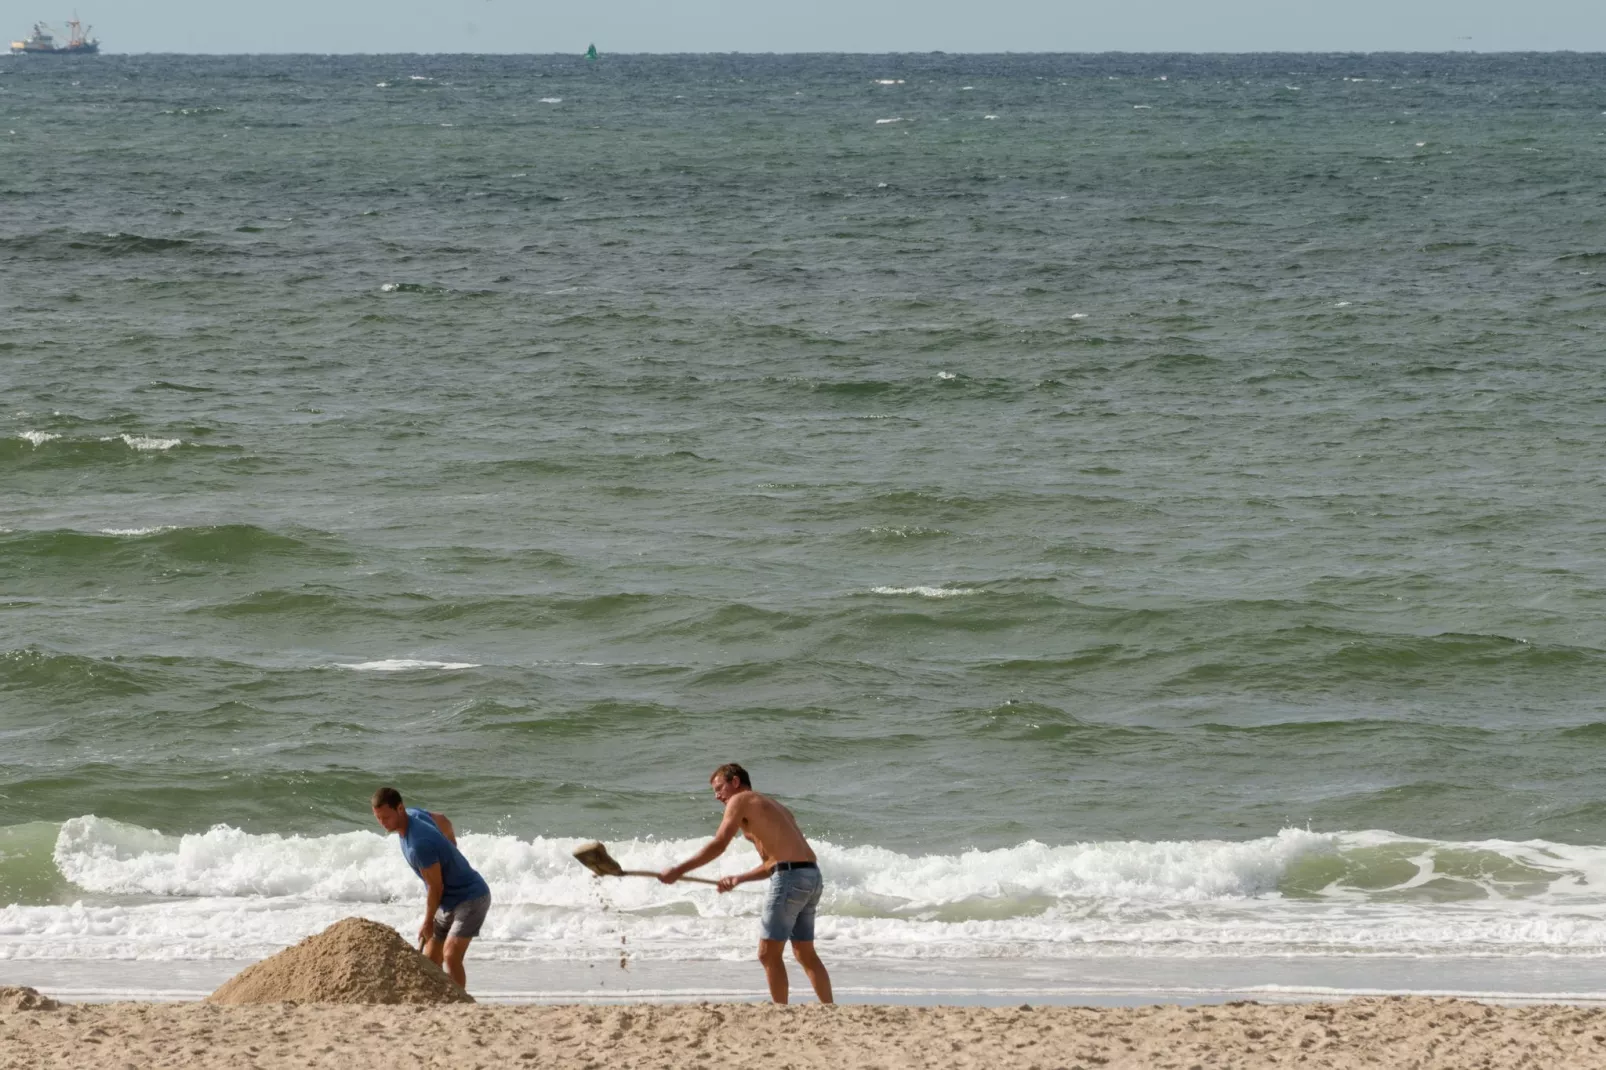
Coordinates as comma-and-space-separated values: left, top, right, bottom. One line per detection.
380, 283, 399, 292
875, 117, 905, 125
937, 371, 957, 380
333, 659, 480, 672
539, 97, 562, 104
116, 435, 181, 451
984, 114, 998, 120
1133, 105, 1152, 110
18, 430, 59, 447
98, 527, 174, 537
1070, 312, 1088, 320
873, 79, 904, 85
870, 586, 975, 598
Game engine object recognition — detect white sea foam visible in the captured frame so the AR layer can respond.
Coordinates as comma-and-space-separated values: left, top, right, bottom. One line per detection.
11, 822, 1606, 964
539, 97, 563, 104
112, 434, 181, 452
332, 659, 480, 671
875, 117, 905, 125
17, 431, 58, 447
98, 527, 174, 537
380, 282, 399, 292
870, 586, 975, 598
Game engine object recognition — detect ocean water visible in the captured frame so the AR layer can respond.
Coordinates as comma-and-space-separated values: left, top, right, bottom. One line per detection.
4, 52, 1606, 995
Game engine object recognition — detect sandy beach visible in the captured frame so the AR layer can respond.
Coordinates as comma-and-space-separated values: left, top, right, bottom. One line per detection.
4, 995, 1604, 1069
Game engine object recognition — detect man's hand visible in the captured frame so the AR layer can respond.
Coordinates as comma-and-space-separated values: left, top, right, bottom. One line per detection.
658, 866, 683, 885
717, 875, 741, 894
417, 918, 434, 948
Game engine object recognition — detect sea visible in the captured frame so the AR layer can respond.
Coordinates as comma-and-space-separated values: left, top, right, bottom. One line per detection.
3, 50, 1606, 1004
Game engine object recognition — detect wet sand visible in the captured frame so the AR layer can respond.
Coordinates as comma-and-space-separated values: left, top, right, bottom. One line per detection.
4, 996, 1605, 1069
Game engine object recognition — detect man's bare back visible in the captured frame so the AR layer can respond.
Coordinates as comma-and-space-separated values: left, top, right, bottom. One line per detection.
726, 790, 816, 867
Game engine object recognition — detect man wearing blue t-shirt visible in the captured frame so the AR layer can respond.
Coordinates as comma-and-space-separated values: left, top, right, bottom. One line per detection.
371, 786, 492, 990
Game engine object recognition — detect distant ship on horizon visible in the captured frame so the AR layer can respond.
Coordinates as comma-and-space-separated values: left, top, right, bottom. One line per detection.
10, 16, 99, 55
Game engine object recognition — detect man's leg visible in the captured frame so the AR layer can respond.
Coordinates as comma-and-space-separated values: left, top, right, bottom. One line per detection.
757, 939, 789, 1004
422, 935, 445, 966
791, 941, 833, 1004
442, 935, 472, 989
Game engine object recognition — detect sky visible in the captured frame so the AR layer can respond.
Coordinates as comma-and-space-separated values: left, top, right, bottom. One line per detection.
5, 0, 1605, 54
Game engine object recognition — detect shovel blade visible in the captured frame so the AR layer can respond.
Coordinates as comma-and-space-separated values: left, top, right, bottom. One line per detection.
573, 841, 625, 878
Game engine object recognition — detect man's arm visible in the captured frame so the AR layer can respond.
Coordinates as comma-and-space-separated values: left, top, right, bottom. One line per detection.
428, 812, 457, 846
417, 862, 445, 947
716, 859, 774, 894
660, 797, 745, 883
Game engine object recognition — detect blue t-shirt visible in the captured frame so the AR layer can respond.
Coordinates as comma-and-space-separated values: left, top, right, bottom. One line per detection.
398, 808, 490, 910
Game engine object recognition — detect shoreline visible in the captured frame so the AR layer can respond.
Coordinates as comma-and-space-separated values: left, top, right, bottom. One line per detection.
10, 952, 1606, 1007
4, 996, 1605, 1069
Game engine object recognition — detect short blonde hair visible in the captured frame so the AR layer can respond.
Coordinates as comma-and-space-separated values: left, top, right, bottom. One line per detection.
710, 763, 751, 788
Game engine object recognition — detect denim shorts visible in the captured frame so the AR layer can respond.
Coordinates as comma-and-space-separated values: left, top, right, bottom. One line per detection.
760, 866, 823, 943
433, 892, 491, 941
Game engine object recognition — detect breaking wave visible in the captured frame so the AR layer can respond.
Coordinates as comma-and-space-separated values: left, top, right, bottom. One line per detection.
5, 819, 1606, 963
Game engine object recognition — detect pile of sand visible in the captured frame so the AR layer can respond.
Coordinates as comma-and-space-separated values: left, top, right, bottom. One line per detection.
207, 917, 474, 1005
0, 986, 58, 1011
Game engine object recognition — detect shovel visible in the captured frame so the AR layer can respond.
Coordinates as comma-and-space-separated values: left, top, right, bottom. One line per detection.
572, 841, 721, 886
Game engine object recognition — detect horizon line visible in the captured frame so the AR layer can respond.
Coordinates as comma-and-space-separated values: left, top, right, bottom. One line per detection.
11, 48, 1604, 58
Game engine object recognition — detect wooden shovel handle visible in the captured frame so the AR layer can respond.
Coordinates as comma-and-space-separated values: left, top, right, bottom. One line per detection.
621, 869, 722, 886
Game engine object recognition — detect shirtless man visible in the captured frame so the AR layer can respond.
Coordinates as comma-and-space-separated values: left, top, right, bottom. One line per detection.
660, 763, 833, 1004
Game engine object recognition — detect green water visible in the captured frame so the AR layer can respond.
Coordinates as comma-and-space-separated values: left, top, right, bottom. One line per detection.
4, 52, 1606, 854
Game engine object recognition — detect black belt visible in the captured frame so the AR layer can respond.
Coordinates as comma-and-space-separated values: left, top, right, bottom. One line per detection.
773, 860, 817, 872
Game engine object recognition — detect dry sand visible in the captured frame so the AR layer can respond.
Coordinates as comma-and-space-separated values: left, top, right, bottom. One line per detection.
12, 920, 1599, 1067
3, 994, 1605, 1069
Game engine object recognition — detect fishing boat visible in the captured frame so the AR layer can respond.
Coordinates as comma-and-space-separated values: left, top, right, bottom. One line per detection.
10, 17, 99, 54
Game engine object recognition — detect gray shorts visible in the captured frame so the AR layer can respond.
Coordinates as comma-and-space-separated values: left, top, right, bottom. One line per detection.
760, 865, 823, 943
433, 892, 491, 941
